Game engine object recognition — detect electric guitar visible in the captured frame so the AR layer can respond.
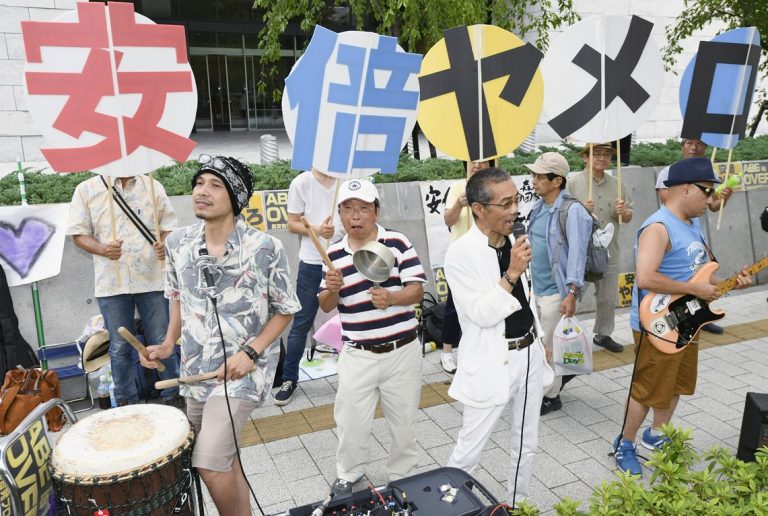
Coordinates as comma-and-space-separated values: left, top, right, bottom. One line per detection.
639, 256, 768, 354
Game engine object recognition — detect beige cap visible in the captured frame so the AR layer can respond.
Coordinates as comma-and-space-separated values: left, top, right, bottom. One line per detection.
525, 152, 570, 177
579, 143, 615, 158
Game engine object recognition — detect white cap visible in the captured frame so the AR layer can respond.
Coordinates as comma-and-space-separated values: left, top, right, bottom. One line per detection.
337, 179, 379, 205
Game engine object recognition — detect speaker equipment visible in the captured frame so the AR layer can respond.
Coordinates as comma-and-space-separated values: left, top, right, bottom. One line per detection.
736, 392, 768, 462
283, 467, 498, 516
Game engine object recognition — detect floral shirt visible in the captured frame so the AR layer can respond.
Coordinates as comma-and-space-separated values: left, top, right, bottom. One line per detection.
66, 175, 177, 297
164, 218, 300, 403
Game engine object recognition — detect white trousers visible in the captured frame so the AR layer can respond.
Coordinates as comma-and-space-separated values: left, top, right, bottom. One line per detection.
334, 338, 422, 482
535, 293, 564, 398
447, 342, 544, 506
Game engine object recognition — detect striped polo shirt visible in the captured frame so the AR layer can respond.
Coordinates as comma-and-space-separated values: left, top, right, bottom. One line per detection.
319, 225, 427, 346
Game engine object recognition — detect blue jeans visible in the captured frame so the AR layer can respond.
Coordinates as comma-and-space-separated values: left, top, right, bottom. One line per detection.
97, 291, 180, 403
283, 261, 323, 382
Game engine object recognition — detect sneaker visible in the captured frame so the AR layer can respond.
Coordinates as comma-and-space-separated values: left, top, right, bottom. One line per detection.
273, 381, 297, 406
594, 335, 623, 353
331, 478, 355, 497
440, 352, 457, 374
613, 435, 642, 476
701, 323, 724, 335
540, 395, 562, 416
640, 427, 671, 451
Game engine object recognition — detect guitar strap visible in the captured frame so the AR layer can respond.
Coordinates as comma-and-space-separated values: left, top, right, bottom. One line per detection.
101, 176, 158, 245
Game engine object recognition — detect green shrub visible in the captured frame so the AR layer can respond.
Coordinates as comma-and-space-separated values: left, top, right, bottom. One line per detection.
547, 425, 768, 516
3, 136, 768, 205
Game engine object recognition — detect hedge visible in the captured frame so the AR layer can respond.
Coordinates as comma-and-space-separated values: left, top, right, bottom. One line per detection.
2, 136, 768, 205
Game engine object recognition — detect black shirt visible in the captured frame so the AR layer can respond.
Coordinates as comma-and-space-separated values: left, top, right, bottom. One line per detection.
491, 238, 535, 338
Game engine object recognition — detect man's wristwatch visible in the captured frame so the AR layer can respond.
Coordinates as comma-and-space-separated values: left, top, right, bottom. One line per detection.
568, 286, 579, 296
241, 345, 260, 363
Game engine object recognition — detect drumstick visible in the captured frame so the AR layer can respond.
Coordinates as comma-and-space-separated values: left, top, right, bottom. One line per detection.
117, 326, 166, 372
155, 367, 257, 389
300, 216, 336, 271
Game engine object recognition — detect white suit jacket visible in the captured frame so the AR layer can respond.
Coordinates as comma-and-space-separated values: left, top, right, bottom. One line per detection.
444, 224, 553, 408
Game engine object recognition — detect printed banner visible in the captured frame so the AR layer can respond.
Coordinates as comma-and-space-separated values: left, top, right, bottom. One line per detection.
21, 2, 197, 175
0, 204, 69, 287
618, 271, 635, 307
283, 26, 421, 177
740, 160, 768, 190
0, 419, 53, 516
419, 175, 540, 288
241, 190, 289, 231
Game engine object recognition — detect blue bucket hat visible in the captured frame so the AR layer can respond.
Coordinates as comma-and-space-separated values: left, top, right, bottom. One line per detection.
664, 157, 722, 187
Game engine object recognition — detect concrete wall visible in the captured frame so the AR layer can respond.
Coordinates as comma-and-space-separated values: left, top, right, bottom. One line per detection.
10, 169, 768, 347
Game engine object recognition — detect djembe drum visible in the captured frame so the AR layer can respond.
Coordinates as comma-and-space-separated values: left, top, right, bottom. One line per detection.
50, 404, 195, 515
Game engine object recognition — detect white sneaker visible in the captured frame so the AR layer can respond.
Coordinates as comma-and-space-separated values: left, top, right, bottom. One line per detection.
440, 352, 457, 374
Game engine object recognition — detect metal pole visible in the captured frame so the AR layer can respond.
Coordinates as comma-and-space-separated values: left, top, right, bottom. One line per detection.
17, 160, 47, 369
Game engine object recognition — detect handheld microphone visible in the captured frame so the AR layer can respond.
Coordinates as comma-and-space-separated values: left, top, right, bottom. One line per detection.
199, 247, 215, 288
512, 221, 526, 241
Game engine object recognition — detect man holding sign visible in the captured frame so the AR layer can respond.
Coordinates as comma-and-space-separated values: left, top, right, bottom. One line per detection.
67, 175, 181, 406
277, 168, 344, 405
567, 144, 633, 353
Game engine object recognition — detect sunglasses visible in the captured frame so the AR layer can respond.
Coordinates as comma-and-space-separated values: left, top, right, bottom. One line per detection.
199, 154, 234, 174
692, 183, 715, 198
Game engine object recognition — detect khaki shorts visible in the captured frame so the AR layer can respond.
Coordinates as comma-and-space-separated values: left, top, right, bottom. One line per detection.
630, 330, 698, 409
186, 396, 258, 472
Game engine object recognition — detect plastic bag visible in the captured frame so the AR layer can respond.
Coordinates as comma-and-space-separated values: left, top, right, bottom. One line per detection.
552, 316, 593, 375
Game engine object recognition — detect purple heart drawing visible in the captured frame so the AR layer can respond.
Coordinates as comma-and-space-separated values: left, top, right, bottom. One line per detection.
0, 217, 55, 278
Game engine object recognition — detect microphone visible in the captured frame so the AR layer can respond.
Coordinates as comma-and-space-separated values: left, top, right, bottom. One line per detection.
512, 221, 526, 241
199, 247, 215, 288
311, 492, 334, 516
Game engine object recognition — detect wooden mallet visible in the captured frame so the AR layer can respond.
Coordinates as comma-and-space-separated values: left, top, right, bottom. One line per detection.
117, 326, 166, 372
300, 216, 336, 271
155, 367, 257, 390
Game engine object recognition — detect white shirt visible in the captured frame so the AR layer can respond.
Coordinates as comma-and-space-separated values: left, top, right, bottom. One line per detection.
287, 171, 344, 264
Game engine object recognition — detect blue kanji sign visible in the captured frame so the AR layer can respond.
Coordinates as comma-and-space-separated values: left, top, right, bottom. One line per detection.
282, 26, 422, 177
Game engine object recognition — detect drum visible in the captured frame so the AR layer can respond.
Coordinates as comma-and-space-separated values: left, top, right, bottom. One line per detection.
50, 404, 195, 515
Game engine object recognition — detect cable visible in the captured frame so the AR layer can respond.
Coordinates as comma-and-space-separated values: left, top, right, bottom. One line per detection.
611, 328, 649, 462
211, 296, 265, 515
510, 338, 531, 508
200, 246, 263, 515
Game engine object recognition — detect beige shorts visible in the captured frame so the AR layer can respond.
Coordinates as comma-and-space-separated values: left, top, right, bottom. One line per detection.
186, 396, 258, 472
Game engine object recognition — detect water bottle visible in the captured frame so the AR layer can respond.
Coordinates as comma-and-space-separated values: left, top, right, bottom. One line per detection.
97, 374, 111, 410
108, 372, 116, 408
423, 341, 437, 353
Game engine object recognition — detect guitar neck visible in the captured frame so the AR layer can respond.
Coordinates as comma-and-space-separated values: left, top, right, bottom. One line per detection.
716, 256, 768, 294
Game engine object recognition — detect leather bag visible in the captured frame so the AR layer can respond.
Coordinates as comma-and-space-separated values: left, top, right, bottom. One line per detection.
0, 367, 65, 435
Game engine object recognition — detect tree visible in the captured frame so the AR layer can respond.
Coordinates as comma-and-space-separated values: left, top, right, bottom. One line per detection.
662, 0, 768, 134
252, 0, 579, 100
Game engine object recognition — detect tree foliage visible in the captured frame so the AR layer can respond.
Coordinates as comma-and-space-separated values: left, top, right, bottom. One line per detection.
252, 0, 579, 100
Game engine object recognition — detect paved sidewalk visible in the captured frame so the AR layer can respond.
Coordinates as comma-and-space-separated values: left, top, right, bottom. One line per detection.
192, 287, 768, 515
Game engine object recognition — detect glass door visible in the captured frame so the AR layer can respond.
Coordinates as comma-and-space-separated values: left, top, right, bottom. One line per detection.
226, 55, 248, 130
190, 55, 212, 131
208, 55, 229, 130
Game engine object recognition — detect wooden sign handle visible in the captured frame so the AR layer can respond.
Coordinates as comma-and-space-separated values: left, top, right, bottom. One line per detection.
117, 326, 166, 372
300, 216, 336, 271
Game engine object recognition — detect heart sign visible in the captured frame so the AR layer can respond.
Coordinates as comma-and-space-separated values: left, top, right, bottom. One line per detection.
0, 218, 55, 278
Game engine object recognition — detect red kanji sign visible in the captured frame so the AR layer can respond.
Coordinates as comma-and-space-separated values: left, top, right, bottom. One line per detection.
21, 2, 197, 176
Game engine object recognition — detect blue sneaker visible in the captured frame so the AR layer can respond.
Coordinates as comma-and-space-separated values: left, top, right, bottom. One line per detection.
613, 435, 642, 476
640, 427, 671, 451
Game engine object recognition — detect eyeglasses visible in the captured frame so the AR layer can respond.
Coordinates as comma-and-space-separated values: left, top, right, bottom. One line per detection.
692, 183, 715, 197
591, 152, 613, 159
340, 205, 373, 215
481, 194, 523, 210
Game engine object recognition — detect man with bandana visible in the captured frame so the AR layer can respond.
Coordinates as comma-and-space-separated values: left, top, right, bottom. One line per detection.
143, 156, 300, 515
